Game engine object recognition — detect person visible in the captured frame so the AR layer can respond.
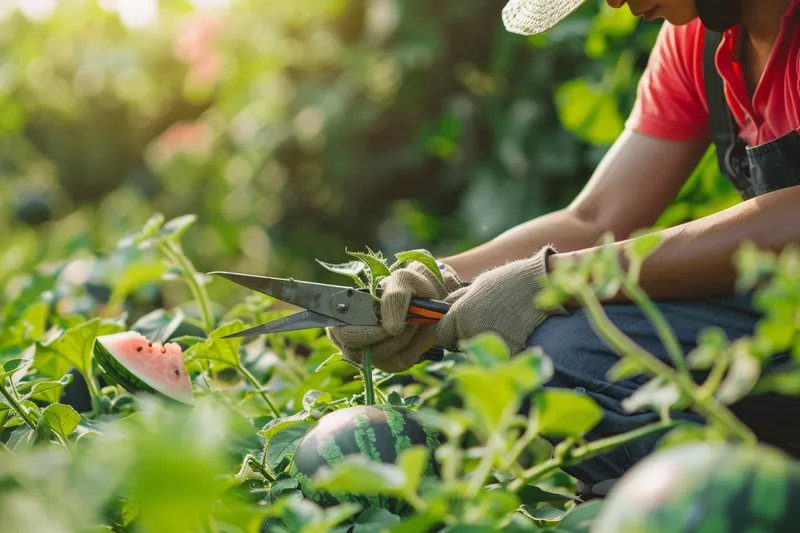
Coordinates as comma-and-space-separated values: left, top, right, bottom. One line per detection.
327, 0, 800, 498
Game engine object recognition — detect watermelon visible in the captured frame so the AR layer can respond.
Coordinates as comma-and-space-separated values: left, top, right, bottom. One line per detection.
93, 331, 194, 405
288, 404, 440, 513
592, 442, 800, 533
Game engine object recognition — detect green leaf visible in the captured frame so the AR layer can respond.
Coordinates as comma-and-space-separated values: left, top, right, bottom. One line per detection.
452, 349, 553, 432
312, 454, 406, 495
396, 446, 429, 496
459, 332, 511, 366
158, 215, 197, 243
107, 261, 167, 314
50, 318, 125, 377
754, 363, 800, 395
259, 410, 310, 440
655, 425, 717, 452
132, 309, 185, 344
391, 250, 445, 286
266, 422, 310, 472
555, 78, 623, 145
606, 357, 644, 381
346, 249, 392, 294
302, 390, 333, 411
715, 341, 761, 404
621, 377, 684, 414
316, 260, 367, 288
535, 389, 603, 438
517, 505, 568, 527
25, 374, 73, 404
353, 509, 401, 533
17, 302, 49, 341
315, 352, 343, 372
42, 403, 80, 440
118, 213, 165, 248
552, 500, 604, 533
184, 320, 244, 367
0, 358, 29, 379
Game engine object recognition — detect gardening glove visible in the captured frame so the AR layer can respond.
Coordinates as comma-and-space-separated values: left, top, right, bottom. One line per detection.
437, 245, 566, 356
327, 261, 464, 373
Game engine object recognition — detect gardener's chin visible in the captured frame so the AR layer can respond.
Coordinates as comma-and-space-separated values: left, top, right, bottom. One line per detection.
631, 3, 700, 25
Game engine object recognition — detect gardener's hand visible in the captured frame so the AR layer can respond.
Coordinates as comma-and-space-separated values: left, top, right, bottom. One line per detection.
326, 261, 464, 373
437, 245, 565, 355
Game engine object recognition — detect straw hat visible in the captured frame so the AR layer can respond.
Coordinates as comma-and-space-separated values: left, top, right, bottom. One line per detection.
502, 0, 590, 35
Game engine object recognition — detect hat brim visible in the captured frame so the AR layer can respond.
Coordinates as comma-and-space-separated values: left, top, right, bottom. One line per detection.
502, 0, 589, 36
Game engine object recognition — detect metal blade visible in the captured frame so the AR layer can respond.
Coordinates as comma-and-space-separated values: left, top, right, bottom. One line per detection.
209, 271, 379, 326
221, 310, 348, 338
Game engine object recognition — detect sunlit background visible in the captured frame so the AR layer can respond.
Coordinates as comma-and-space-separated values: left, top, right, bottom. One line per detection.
0, 0, 738, 316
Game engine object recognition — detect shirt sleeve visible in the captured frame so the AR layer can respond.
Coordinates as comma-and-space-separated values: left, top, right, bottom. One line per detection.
626, 20, 712, 142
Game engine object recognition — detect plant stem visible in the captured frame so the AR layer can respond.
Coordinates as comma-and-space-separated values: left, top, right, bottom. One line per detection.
246, 454, 276, 483
620, 276, 691, 380
0, 383, 36, 430
509, 420, 680, 492
161, 242, 214, 334
578, 289, 756, 445
362, 346, 375, 406
237, 364, 280, 417
466, 431, 505, 498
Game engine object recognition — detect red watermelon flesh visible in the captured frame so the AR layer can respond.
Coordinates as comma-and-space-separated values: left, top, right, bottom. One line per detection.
94, 331, 194, 405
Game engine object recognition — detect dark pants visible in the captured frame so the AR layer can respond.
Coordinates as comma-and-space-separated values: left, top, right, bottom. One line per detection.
526, 293, 799, 489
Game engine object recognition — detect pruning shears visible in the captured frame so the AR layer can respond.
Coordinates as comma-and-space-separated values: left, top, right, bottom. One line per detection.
209, 271, 453, 361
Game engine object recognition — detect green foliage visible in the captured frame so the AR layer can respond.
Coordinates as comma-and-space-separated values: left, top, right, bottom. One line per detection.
0, 2, 796, 531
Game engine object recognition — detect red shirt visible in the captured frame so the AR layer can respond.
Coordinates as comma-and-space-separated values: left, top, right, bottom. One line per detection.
627, 0, 800, 147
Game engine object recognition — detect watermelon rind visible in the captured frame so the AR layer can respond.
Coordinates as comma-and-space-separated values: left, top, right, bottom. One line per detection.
592, 442, 800, 533
93, 336, 194, 405
288, 404, 440, 514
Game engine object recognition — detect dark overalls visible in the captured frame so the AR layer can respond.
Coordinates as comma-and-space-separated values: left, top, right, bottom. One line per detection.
526, 28, 800, 498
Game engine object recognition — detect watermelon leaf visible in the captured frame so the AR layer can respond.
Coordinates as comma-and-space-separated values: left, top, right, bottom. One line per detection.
346, 249, 391, 295
184, 320, 245, 367
715, 341, 761, 405
549, 500, 604, 532
459, 332, 511, 366
353, 508, 401, 533
0, 358, 29, 379
259, 410, 310, 440
534, 389, 603, 438
50, 318, 125, 379
265, 422, 311, 473
311, 454, 406, 495
396, 446, 429, 496
315, 353, 343, 372
391, 250, 445, 286
131, 309, 185, 344
302, 390, 333, 411
517, 505, 568, 528
42, 403, 80, 441
21, 374, 73, 404
620, 376, 687, 415
315, 259, 367, 288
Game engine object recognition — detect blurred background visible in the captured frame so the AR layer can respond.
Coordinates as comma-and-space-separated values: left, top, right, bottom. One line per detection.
0, 0, 741, 314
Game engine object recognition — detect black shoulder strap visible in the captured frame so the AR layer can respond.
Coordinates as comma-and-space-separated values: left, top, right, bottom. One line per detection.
702, 29, 733, 140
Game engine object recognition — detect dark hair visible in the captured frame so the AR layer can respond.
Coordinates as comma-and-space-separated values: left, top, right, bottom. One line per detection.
696, 0, 743, 32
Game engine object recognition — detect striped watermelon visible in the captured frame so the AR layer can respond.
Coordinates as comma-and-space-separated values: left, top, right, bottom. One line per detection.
288, 404, 440, 513
593, 442, 800, 533
93, 331, 194, 405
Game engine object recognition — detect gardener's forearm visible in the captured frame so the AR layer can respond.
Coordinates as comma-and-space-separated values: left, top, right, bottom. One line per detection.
553, 185, 800, 302
439, 208, 606, 281
438, 131, 709, 281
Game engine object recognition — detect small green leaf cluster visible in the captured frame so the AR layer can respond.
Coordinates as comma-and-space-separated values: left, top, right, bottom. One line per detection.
318, 248, 445, 297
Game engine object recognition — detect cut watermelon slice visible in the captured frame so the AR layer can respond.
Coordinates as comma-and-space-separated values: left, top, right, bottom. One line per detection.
93, 331, 194, 405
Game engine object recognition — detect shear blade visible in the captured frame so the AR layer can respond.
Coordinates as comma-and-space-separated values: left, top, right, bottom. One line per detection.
221, 310, 348, 338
